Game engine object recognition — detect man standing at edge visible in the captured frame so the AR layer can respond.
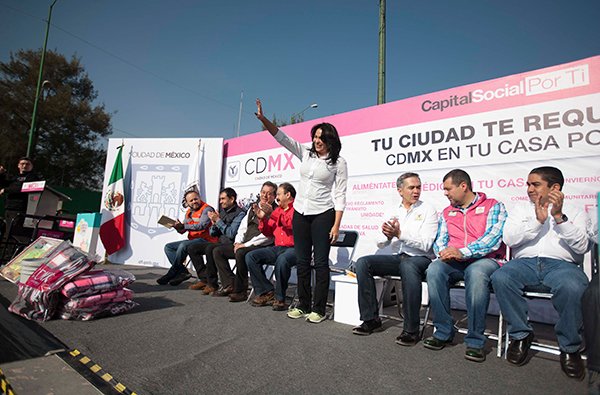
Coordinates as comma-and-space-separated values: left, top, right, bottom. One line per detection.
492, 166, 590, 380
352, 172, 438, 346
0, 157, 43, 239
424, 169, 506, 363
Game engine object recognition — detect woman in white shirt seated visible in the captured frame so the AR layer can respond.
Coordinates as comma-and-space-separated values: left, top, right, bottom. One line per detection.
255, 99, 348, 323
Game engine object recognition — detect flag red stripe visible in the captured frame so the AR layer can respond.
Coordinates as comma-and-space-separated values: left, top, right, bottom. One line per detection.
99, 214, 126, 255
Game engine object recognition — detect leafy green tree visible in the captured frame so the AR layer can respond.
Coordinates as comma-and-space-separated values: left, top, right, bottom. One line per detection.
0, 49, 112, 190
257, 113, 304, 132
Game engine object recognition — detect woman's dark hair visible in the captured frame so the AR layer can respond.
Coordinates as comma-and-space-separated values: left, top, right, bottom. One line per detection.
309, 123, 342, 165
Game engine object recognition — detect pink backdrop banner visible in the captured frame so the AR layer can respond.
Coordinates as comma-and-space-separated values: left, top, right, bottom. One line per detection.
225, 56, 599, 156
222, 56, 600, 268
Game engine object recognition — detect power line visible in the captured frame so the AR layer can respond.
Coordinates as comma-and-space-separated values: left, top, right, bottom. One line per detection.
0, 1, 239, 112
111, 127, 141, 138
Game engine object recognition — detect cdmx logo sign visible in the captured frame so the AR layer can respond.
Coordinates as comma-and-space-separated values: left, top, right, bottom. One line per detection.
129, 164, 188, 238
227, 161, 240, 182
243, 152, 296, 175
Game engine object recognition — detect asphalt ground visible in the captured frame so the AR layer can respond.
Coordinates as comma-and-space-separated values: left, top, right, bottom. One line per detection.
0, 264, 588, 395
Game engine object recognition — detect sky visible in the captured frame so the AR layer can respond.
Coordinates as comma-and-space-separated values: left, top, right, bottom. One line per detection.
1, 0, 599, 141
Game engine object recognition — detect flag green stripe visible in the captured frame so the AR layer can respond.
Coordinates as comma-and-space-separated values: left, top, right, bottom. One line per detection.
108, 146, 124, 184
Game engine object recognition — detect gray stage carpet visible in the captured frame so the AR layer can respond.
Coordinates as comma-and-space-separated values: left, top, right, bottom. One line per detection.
0, 264, 587, 394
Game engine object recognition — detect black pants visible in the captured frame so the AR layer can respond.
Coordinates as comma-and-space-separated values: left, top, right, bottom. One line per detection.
3, 210, 31, 241
583, 273, 600, 372
212, 243, 264, 292
188, 242, 226, 287
293, 208, 335, 316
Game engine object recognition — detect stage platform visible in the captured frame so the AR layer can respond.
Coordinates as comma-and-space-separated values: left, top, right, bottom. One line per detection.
0, 264, 588, 394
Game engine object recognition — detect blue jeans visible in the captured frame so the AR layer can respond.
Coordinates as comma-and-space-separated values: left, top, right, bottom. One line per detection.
355, 253, 431, 333
164, 238, 208, 277
491, 257, 588, 353
246, 246, 297, 301
426, 258, 499, 349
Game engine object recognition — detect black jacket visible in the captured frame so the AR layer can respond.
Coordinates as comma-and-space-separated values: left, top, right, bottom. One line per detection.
0, 171, 44, 212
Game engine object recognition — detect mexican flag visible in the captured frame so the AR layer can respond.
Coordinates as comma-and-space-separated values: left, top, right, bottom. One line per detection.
100, 145, 126, 255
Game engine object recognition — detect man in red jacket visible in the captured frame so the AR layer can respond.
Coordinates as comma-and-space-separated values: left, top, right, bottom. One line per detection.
246, 182, 297, 310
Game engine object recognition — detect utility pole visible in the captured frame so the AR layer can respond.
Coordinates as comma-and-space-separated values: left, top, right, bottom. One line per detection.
377, 0, 386, 105
236, 90, 243, 137
27, 0, 58, 157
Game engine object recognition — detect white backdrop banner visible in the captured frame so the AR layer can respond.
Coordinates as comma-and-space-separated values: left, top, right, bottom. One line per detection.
100, 138, 223, 267
223, 56, 600, 265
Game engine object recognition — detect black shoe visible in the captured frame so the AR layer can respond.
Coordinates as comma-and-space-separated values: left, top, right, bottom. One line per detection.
560, 351, 585, 381
465, 347, 486, 363
352, 319, 383, 336
395, 331, 419, 346
228, 292, 248, 303
423, 336, 452, 350
506, 332, 534, 366
156, 273, 174, 285
169, 271, 192, 286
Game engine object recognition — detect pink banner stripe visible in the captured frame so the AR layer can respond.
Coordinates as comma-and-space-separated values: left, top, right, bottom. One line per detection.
225, 56, 599, 157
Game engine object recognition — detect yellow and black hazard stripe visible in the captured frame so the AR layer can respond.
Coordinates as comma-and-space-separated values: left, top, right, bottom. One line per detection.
0, 367, 16, 395
58, 349, 137, 395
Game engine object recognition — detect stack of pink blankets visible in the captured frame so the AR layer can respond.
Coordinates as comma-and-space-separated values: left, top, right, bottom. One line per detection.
9, 241, 95, 321
58, 269, 137, 321
9, 240, 137, 321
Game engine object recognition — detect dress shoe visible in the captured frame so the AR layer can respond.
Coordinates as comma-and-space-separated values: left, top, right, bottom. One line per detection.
423, 336, 453, 350
156, 273, 174, 285
169, 271, 192, 286
251, 291, 275, 306
560, 351, 585, 381
506, 332, 534, 366
465, 347, 486, 363
212, 285, 234, 297
352, 319, 383, 336
272, 300, 289, 311
188, 281, 207, 290
202, 285, 217, 295
228, 292, 248, 302
395, 331, 419, 346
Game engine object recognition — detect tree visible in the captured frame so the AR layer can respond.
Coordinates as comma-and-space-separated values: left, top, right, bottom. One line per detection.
0, 49, 112, 190
257, 113, 303, 132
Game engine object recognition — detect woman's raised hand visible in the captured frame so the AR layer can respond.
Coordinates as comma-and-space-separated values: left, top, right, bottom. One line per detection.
254, 98, 278, 136
255, 98, 264, 119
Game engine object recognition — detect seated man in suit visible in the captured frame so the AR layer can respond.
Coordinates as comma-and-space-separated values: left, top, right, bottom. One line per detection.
186, 187, 245, 290
211, 181, 278, 300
